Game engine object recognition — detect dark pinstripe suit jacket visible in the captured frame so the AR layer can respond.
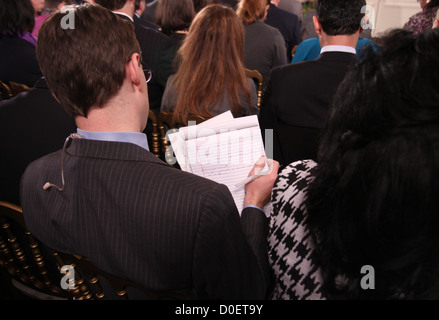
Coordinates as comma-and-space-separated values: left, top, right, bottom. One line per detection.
20, 138, 269, 299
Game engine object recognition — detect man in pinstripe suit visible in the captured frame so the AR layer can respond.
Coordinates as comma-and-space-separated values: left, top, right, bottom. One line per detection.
20, 4, 279, 299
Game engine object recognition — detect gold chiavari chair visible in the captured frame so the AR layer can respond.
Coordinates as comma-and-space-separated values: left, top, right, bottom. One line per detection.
0, 81, 13, 101
0, 201, 69, 299
0, 201, 191, 300
244, 68, 263, 108
148, 110, 161, 157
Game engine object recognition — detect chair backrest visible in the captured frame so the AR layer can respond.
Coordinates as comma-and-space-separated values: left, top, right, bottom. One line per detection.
0, 81, 13, 101
0, 201, 70, 299
291, 44, 298, 61
244, 68, 263, 108
148, 110, 161, 158
158, 112, 211, 166
55, 252, 190, 300
8, 81, 30, 96
0, 201, 190, 300
158, 112, 183, 164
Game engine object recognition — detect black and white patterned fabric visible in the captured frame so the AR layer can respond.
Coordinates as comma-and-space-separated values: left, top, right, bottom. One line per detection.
268, 160, 326, 300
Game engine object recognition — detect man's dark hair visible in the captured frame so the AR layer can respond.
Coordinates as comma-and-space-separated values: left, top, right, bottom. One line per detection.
94, 0, 128, 11
315, 0, 366, 35
36, 4, 141, 117
0, 0, 35, 37
307, 28, 439, 299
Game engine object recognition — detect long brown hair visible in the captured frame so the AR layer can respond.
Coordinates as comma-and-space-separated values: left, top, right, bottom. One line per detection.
172, 4, 252, 123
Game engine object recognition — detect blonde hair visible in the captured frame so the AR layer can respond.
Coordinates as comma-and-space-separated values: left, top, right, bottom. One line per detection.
172, 4, 252, 123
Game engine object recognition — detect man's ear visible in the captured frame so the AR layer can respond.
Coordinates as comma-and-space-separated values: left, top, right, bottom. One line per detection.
262, 4, 270, 21
126, 52, 142, 87
313, 16, 322, 36
139, 0, 145, 12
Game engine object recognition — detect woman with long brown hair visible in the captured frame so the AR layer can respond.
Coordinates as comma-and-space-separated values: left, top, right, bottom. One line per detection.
160, 4, 258, 124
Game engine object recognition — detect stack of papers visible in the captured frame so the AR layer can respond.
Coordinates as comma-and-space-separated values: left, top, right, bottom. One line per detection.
168, 111, 269, 214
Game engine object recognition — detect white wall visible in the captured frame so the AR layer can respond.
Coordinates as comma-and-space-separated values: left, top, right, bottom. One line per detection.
367, 0, 421, 37
295, 0, 421, 38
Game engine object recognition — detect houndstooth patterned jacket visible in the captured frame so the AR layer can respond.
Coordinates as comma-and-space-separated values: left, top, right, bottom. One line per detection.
268, 160, 326, 300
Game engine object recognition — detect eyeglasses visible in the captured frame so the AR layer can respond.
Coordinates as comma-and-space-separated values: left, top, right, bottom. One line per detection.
127, 53, 152, 83
143, 68, 152, 83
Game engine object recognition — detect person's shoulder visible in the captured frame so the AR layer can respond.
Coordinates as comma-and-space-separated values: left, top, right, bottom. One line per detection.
249, 20, 281, 36
0, 85, 38, 115
0, 36, 36, 52
408, 9, 425, 21
271, 160, 318, 204
134, 23, 172, 44
300, 37, 319, 47
278, 159, 318, 183
315, 50, 358, 67
271, 58, 315, 77
159, 167, 237, 217
22, 148, 63, 175
274, 5, 300, 22
0, 79, 66, 120
264, 22, 285, 38
147, 159, 233, 197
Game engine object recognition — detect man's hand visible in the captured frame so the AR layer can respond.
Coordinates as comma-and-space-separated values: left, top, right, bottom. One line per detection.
244, 156, 279, 209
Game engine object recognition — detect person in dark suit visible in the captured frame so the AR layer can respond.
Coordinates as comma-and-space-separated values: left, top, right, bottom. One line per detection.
20, 4, 279, 299
141, 0, 158, 23
95, 0, 174, 114
277, 0, 302, 22
265, 0, 302, 62
134, 0, 160, 30
260, 0, 365, 167
0, 78, 76, 205
0, 0, 43, 88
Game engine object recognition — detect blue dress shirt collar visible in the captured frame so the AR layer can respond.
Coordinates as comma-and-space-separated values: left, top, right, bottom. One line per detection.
77, 129, 150, 151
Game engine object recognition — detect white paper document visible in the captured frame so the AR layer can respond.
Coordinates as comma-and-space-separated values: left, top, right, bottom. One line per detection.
168, 111, 268, 213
